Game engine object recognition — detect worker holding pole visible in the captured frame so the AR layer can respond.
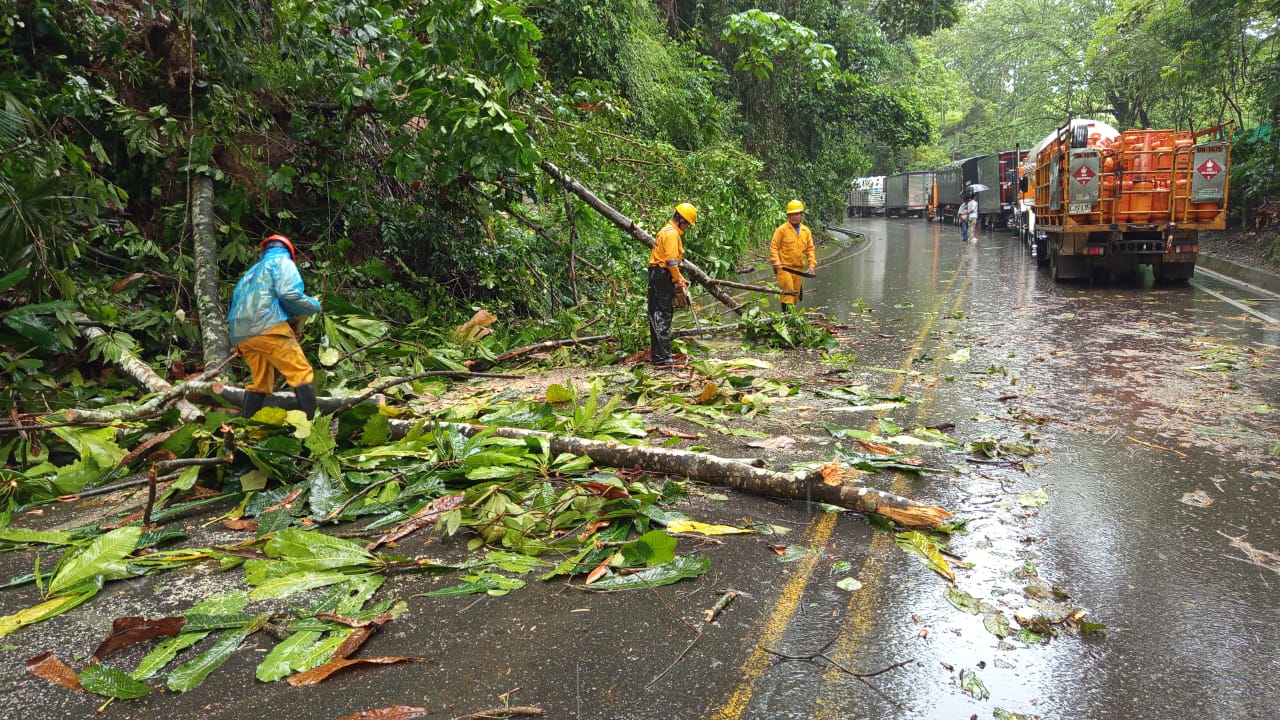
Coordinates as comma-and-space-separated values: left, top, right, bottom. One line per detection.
770, 200, 817, 311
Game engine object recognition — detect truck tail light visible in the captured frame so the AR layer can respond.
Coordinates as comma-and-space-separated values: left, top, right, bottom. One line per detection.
1175, 244, 1198, 254
1083, 246, 1106, 256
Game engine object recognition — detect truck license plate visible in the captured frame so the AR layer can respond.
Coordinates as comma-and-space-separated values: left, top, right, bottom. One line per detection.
1069, 202, 1092, 214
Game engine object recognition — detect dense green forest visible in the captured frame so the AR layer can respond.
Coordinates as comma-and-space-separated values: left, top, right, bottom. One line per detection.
1, 0, 1278, 412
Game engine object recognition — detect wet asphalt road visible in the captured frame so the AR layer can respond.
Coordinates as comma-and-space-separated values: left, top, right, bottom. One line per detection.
2, 217, 1278, 720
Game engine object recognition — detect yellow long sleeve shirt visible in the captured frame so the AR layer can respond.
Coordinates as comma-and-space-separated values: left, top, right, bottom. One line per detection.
649, 222, 685, 283
769, 222, 816, 269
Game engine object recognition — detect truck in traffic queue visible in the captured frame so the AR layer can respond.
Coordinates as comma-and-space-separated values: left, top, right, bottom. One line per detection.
929, 156, 981, 223
977, 149, 1029, 230
884, 171, 934, 218
846, 176, 885, 217
1030, 118, 1230, 281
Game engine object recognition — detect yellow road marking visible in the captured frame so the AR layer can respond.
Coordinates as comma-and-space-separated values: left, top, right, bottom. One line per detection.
703, 247, 974, 720
811, 265, 975, 719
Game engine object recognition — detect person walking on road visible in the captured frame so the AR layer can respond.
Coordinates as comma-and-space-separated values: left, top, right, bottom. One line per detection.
959, 190, 979, 243
770, 200, 817, 311
227, 234, 323, 419
648, 203, 697, 367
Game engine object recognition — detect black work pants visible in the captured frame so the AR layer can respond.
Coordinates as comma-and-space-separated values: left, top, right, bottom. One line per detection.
647, 266, 675, 364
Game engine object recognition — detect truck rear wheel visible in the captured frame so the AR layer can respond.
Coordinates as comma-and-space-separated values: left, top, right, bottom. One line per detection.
1035, 236, 1050, 267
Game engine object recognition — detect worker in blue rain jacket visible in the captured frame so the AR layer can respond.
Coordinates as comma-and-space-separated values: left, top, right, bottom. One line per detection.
648, 203, 697, 367
227, 234, 322, 419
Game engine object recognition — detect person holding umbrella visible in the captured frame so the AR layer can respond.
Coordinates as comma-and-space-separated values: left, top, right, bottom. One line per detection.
959, 185, 981, 243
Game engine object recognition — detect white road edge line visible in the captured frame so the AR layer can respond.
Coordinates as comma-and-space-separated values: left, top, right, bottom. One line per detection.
1194, 265, 1280, 299
1190, 278, 1280, 325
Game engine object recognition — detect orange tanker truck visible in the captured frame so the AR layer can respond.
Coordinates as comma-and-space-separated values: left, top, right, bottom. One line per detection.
1029, 118, 1230, 281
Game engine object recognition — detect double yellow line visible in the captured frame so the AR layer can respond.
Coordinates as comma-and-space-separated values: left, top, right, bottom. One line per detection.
705, 239, 975, 720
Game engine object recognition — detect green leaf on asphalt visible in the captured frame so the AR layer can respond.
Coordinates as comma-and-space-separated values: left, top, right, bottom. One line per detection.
546, 383, 574, 403
958, 668, 989, 700
80, 663, 151, 699
587, 555, 710, 590
0, 588, 97, 638
1017, 487, 1050, 508
895, 531, 955, 581
620, 530, 677, 567
836, 577, 863, 592
0, 528, 74, 546
257, 632, 344, 682
167, 615, 267, 692
944, 586, 986, 615
249, 570, 375, 600
946, 347, 971, 363
48, 525, 141, 597
983, 610, 1013, 638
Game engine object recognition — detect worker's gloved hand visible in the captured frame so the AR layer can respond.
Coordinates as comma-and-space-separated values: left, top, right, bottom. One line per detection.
288, 316, 307, 338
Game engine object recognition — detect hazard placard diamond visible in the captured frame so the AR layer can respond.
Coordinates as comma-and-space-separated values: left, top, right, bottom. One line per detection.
1196, 157, 1222, 180
1071, 164, 1097, 185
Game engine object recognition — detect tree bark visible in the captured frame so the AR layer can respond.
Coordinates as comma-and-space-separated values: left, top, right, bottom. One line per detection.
540, 161, 745, 315
387, 420, 952, 528
191, 175, 231, 366
74, 314, 205, 424
64, 353, 236, 424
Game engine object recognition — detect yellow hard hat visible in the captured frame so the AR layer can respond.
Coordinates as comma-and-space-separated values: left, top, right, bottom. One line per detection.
785, 200, 805, 214
675, 202, 698, 225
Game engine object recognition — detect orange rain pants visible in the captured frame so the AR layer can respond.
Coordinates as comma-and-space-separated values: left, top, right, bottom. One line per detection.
775, 269, 803, 305
236, 321, 314, 393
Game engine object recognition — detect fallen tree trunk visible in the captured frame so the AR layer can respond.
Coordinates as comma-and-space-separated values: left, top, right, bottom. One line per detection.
540, 161, 745, 315
192, 175, 231, 366
74, 314, 204, 424
387, 420, 952, 528
476, 323, 743, 370
64, 353, 237, 424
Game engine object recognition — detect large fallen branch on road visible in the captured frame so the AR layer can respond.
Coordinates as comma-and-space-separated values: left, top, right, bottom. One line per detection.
541, 161, 745, 315
74, 314, 205, 424
474, 323, 743, 371
64, 353, 238, 424
388, 420, 952, 528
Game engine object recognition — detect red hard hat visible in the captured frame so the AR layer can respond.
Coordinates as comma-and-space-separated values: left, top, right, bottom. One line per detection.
261, 234, 296, 260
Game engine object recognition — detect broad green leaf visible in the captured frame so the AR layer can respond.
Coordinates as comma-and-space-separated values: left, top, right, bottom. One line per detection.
167, 616, 267, 692
0, 590, 95, 638
49, 425, 127, 468
263, 527, 377, 565
587, 555, 710, 590
836, 577, 863, 592
0, 528, 74, 546
983, 610, 1013, 638
79, 663, 150, 699
256, 631, 342, 682
546, 383, 574, 403
249, 570, 374, 600
944, 586, 986, 615
619, 530, 677, 567
958, 668, 989, 700
894, 531, 955, 582
48, 526, 141, 597
132, 593, 249, 680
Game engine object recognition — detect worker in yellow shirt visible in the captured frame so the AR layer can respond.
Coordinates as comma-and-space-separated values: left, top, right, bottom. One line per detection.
647, 203, 697, 367
770, 200, 817, 311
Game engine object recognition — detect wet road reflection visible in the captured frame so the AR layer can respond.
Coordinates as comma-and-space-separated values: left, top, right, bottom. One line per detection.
714, 216, 1279, 719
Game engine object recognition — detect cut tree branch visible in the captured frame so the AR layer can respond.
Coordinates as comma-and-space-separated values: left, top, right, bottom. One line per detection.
387, 420, 952, 528
73, 314, 205, 424
540, 161, 745, 315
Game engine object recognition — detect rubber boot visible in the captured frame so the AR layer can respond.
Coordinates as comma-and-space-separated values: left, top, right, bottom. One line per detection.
241, 391, 267, 419
294, 383, 318, 420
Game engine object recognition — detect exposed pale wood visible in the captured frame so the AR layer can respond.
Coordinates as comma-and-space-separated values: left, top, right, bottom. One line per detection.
72, 314, 205, 424
387, 420, 952, 528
